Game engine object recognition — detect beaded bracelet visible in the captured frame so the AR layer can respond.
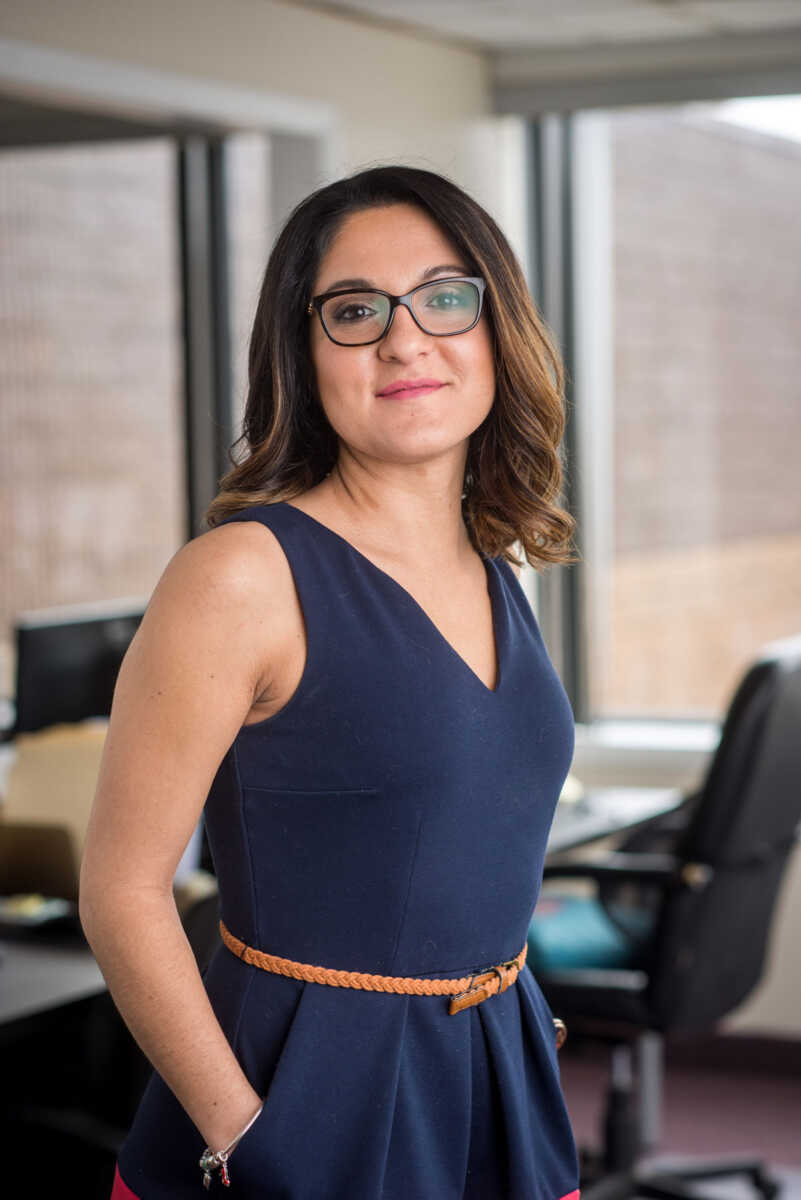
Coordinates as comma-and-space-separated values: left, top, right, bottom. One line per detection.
199, 1102, 264, 1190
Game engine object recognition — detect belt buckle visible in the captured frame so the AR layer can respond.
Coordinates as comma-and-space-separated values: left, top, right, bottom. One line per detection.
491, 956, 522, 996
449, 955, 520, 1015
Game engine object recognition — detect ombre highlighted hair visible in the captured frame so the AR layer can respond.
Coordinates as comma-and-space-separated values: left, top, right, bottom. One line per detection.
204, 164, 578, 571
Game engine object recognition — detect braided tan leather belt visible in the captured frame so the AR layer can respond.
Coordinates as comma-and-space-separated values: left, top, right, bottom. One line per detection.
219, 919, 566, 1044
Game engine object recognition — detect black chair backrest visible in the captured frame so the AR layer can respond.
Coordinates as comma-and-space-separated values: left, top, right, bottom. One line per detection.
648, 636, 801, 1030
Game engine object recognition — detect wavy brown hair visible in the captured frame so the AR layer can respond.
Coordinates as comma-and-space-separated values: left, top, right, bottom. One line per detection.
204, 164, 578, 570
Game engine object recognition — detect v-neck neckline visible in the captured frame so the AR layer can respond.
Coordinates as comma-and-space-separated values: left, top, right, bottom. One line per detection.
277, 500, 505, 696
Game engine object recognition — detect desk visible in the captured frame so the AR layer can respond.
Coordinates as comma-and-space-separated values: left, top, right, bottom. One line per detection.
547, 786, 686, 855
0, 936, 105, 1026
1, 786, 686, 1028
1, 932, 146, 1161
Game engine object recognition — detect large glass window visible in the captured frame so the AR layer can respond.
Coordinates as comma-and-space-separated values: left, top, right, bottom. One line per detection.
574, 97, 801, 722
0, 130, 280, 722
225, 132, 273, 436
0, 138, 185, 706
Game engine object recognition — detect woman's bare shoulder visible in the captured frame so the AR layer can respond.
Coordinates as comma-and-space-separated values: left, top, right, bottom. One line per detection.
121, 517, 300, 725
145, 517, 297, 653
176, 516, 296, 620
194, 515, 289, 573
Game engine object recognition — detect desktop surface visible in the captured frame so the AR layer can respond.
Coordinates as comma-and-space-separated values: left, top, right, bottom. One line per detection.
547, 786, 685, 854
0, 933, 105, 1026
1, 786, 685, 1028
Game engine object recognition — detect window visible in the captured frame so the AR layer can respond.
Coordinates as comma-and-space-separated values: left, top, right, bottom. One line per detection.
572, 98, 801, 722
0, 138, 184, 704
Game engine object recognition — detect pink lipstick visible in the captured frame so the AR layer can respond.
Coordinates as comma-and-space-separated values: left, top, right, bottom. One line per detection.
377, 378, 445, 399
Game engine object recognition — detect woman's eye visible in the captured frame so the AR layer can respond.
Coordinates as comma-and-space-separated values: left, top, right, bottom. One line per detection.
332, 302, 375, 322
427, 289, 467, 309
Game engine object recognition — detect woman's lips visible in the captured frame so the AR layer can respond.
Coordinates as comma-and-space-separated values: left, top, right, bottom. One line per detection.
377, 382, 445, 399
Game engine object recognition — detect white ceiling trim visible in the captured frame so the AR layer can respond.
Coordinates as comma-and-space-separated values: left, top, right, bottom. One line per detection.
495, 27, 801, 85
493, 27, 801, 113
0, 36, 338, 139
284, 1, 801, 53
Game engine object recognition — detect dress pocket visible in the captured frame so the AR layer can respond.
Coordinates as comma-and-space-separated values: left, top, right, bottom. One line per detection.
212, 970, 414, 1198
219, 1101, 273, 1188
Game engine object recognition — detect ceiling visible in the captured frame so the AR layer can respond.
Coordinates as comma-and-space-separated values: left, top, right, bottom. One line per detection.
283, 0, 801, 113
284, 0, 801, 52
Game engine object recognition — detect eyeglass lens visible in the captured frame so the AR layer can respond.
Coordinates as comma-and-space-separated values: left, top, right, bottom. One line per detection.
320, 279, 480, 345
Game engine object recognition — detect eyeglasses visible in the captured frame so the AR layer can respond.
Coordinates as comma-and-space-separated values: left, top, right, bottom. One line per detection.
307, 276, 487, 346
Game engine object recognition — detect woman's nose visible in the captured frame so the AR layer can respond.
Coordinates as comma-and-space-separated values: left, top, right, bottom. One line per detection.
377, 303, 432, 360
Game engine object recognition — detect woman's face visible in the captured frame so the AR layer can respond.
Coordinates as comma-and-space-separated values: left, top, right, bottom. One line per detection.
309, 202, 496, 477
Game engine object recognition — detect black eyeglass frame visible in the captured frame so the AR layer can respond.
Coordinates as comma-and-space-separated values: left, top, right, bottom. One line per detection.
306, 275, 487, 346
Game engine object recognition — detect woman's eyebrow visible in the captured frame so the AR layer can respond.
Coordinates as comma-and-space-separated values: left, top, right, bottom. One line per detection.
320, 263, 468, 293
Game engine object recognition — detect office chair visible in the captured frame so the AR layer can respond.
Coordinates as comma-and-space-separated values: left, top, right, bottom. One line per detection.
528, 635, 801, 1200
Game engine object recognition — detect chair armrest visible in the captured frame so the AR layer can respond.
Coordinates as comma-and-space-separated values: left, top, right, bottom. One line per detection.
542, 851, 682, 886
536, 966, 649, 992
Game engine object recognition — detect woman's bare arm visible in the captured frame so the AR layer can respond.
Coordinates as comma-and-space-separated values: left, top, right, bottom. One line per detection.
79, 521, 290, 1153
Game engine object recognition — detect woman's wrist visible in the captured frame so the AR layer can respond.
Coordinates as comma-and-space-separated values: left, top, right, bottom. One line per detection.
199, 1087, 263, 1156
199, 1098, 264, 1189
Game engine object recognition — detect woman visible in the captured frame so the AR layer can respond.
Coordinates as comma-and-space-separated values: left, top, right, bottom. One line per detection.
80, 163, 581, 1199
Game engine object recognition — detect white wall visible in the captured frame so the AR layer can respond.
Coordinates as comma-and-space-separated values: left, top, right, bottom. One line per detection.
0, 0, 526, 240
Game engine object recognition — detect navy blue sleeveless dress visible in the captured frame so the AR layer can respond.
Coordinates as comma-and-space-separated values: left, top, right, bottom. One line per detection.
112, 500, 580, 1200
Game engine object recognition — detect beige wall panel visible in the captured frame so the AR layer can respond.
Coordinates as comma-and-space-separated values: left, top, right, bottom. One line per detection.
0, 0, 494, 201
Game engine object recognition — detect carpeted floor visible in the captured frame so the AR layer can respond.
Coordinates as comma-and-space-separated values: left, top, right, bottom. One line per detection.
558, 1039, 801, 1196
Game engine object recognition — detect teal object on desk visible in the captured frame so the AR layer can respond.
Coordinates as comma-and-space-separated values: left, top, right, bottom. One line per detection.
527, 893, 654, 971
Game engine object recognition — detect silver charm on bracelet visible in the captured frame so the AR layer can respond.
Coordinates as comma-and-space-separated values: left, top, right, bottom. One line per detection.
199, 1102, 263, 1190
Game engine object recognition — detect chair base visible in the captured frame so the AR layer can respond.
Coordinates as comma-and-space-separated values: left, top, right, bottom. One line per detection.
580, 1155, 782, 1200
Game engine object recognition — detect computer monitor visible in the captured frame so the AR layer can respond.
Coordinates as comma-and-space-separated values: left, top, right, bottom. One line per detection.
12, 597, 147, 735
